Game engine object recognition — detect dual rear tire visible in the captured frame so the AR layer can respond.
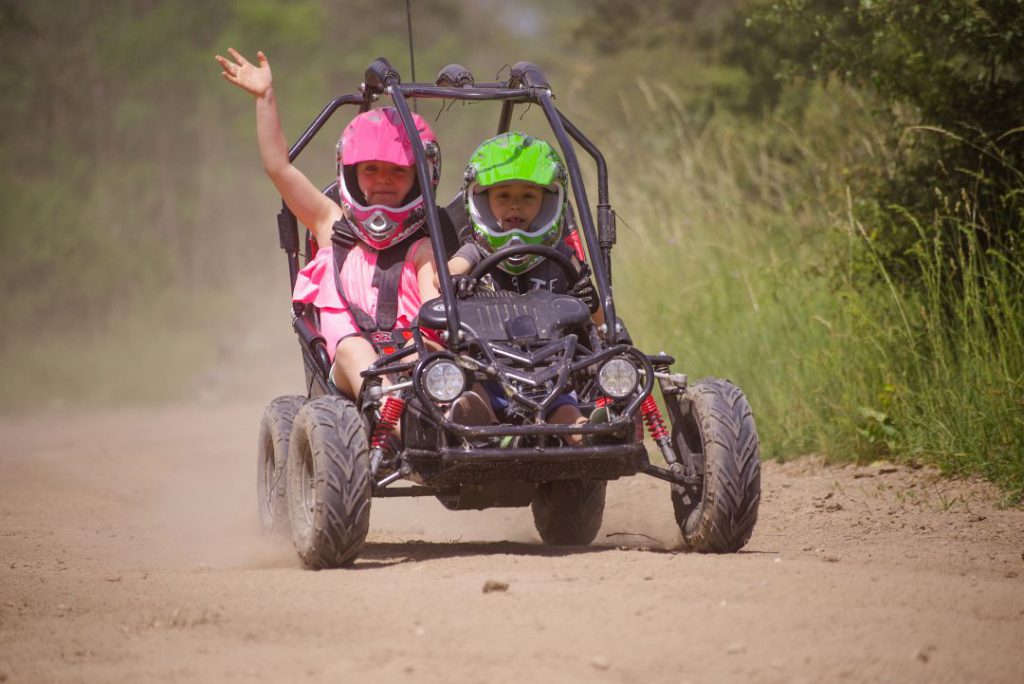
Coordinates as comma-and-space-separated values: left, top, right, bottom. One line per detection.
258, 394, 372, 568
256, 395, 304, 535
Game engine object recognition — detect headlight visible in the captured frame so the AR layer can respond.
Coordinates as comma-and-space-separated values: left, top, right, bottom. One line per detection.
423, 359, 466, 403
597, 357, 639, 399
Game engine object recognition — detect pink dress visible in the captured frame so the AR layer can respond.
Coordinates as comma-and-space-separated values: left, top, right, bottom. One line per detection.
293, 237, 429, 360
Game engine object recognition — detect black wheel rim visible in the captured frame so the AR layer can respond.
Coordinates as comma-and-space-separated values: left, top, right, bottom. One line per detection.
299, 446, 315, 528
261, 440, 275, 513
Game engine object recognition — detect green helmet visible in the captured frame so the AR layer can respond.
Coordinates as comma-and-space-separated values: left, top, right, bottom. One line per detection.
463, 132, 567, 275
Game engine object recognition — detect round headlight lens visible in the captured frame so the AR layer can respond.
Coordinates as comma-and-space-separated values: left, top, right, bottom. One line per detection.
423, 360, 466, 403
597, 357, 639, 399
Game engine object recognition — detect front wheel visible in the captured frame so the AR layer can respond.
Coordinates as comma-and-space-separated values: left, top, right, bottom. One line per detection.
669, 378, 760, 553
532, 479, 606, 545
286, 396, 372, 569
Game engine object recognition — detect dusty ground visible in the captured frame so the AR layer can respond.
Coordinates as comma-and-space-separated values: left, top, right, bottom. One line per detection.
1, 401, 1022, 683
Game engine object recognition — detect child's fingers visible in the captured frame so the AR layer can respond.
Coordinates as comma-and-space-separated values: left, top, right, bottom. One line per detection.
214, 55, 236, 74
227, 47, 250, 66
256, 50, 267, 64
215, 56, 238, 81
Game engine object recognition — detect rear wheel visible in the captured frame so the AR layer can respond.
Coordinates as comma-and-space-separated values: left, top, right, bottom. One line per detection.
531, 479, 606, 545
286, 396, 371, 569
670, 378, 760, 553
257, 395, 304, 535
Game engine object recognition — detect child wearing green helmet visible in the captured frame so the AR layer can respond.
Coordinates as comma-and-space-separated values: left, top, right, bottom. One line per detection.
448, 132, 601, 316
444, 132, 603, 443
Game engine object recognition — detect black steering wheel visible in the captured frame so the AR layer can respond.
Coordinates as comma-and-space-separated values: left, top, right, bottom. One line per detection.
469, 244, 580, 282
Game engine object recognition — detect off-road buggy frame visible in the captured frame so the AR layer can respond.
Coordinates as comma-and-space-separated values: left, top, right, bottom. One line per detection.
257, 58, 761, 569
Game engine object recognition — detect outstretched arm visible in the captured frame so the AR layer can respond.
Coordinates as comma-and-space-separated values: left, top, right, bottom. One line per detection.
215, 48, 339, 246
415, 239, 442, 303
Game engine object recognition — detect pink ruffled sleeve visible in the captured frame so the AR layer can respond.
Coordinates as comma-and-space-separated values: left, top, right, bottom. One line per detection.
293, 248, 345, 309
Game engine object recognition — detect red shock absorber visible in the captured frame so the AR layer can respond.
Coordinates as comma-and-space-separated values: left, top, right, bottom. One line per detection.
371, 396, 406, 449
641, 395, 669, 441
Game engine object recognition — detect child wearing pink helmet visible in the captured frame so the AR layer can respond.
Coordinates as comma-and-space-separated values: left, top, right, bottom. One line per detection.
215, 49, 442, 399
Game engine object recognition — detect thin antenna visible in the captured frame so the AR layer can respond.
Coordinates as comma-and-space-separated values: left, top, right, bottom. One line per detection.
406, 0, 417, 112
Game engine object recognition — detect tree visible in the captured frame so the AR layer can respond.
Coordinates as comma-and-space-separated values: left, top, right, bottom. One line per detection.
737, 0, 1024, 269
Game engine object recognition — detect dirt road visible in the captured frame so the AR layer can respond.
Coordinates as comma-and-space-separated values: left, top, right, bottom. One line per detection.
1, 401, 1022, 683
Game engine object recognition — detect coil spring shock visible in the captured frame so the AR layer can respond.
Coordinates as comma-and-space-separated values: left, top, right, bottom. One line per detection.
371, 396, 406, 450
641, 395, 669, 441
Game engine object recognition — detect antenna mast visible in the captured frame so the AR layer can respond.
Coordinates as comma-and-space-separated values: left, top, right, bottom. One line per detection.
406, 0, 417, 112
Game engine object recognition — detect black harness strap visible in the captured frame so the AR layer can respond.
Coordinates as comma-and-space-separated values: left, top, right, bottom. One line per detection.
322, 203, 461, 346
330, 219, 416, 334
371, 245, 408, 330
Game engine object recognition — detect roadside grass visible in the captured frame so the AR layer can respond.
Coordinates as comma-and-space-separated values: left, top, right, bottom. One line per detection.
603, 84, 1024, 500
858, 211, 1024, 497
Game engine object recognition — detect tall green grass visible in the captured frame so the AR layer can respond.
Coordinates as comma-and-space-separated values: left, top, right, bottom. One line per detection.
854, 207, 1024, 494
601, 83, 1024, 499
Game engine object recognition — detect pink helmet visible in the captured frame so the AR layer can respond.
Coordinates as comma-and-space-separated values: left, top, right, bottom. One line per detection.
336, 107, 441, 250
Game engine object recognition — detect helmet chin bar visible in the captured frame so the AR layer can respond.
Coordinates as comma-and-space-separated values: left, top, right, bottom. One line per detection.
366, 211, 397, 236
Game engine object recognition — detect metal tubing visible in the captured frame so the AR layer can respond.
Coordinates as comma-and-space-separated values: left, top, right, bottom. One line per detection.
641, 462, 698, 485
497, 101, 513, 134
375, 470, 404, 488
438, 418, 629, 439
536, 91, 617, 341
386, 88, 460, 340
395, 85, 531, 102
287, 94, 363, 162
556, 107, 614, 282
439, 443, 646, 463
373, 485, 458, 498
555, 107, 608, 209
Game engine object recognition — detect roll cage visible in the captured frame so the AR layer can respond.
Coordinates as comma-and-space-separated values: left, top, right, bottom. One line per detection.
276, 57, 696, 489
277, 58, 619, 345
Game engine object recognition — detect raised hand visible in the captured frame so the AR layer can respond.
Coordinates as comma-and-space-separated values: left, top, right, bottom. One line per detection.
215, 48, 272, 98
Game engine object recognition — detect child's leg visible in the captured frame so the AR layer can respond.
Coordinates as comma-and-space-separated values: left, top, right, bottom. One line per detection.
547, 403, 588, 445
331, 335, 380, 400
449, 385, 499, 426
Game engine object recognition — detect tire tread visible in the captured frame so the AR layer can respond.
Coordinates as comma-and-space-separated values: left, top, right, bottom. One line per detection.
287, 396, 371, 569
532, 479, 607, 546
673, 379, 761, 553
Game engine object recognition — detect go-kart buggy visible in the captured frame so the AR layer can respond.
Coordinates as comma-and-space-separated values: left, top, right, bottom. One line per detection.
257, 58, 761, 569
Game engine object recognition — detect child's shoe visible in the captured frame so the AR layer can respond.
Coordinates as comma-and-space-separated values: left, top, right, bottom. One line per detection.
586, 405, 614, 446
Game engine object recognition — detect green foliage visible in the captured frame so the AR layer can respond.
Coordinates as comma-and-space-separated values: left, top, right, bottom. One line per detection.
568, 0, 1024, 497
739, 0, 1024, 273
833, 207, 1024, 496
592, 71, 1022, 497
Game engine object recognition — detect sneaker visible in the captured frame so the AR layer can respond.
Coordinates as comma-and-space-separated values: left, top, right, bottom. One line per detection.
586, 406, 616, 446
